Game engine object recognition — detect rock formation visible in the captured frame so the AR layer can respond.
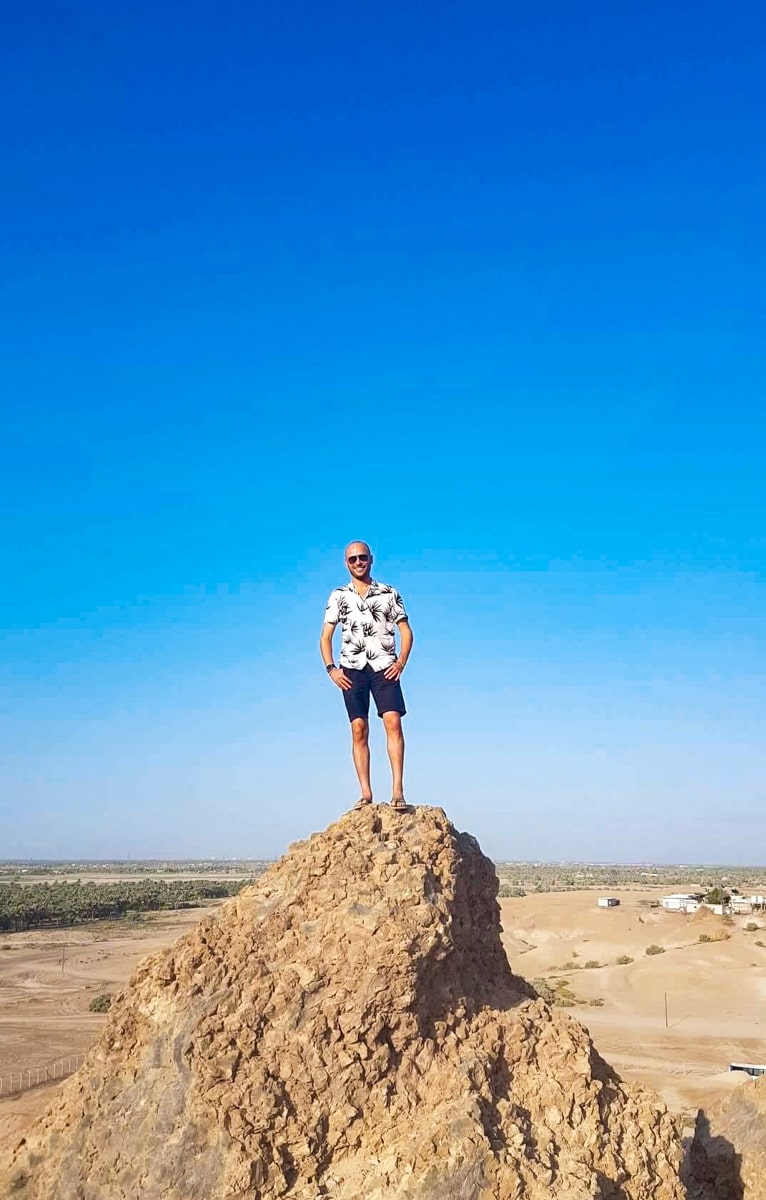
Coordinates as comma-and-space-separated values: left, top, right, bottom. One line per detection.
684, 1075, 766, 1200
2, 806, 685, 1199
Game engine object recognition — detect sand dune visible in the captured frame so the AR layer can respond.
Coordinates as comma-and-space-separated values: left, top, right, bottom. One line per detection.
500, 888, 766, 1115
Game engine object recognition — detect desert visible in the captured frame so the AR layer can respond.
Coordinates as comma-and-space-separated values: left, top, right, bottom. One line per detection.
1, 821, 764, 1196
1, 806, 685, 1199
500, 889, 765, 1118
0, 910, 205, 1154
3, 883, 763, 1146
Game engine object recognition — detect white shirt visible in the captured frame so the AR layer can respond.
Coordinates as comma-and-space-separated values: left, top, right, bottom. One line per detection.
323, 580, 408, 671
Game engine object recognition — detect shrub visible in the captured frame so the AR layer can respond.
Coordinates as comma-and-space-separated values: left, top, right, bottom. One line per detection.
589, 998, 605, 1007
89, 993, 112, 1013
552, 981, 579, 1006
561, 961, 582, 970
616, 955, 634, 965
532, 979, 556, 1004
756, 940, 765, 948
532, 978, 584, 1008
645, 944, 665, 956
698, 933, 713, 943
744, 922, 759, 932
583, 959, 601, 969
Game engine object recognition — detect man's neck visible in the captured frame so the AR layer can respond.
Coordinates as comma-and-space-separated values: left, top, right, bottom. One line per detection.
351, 576, 372, 595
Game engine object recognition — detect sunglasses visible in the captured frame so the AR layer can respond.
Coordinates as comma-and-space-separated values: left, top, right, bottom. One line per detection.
347, 554, 369, 564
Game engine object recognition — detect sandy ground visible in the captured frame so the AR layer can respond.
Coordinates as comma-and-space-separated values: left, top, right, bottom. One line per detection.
0, 908, 206, 1152
500, 887, 766, 1120
1, 887, 764, 1151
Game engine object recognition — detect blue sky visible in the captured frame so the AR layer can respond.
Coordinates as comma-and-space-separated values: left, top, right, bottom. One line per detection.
1, 0, 764, 862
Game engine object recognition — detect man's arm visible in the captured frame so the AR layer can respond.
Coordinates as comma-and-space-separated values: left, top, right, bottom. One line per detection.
319, 622, 335, 669
383, 620, 413, 681
320, 623, 352, 691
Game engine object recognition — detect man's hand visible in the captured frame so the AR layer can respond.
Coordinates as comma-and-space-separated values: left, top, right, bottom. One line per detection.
383, 659, 405, 681
329, 667, 353, 691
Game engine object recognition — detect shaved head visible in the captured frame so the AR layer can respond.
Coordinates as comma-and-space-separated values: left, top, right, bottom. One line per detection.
345, 540, 371, 559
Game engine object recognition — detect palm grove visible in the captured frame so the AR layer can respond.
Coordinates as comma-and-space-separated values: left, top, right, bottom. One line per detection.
0, 877, 258, 932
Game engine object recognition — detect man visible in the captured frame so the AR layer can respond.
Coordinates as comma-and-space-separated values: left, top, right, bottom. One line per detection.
320, 541, 413, 811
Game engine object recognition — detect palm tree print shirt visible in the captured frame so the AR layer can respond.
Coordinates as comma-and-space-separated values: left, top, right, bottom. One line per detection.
324, 581, 408, 671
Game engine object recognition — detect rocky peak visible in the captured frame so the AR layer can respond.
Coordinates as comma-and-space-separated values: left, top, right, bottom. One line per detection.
2, 805, 685, 1199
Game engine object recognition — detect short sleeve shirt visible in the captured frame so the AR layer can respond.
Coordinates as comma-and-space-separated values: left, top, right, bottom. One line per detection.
323, 580, 408, 671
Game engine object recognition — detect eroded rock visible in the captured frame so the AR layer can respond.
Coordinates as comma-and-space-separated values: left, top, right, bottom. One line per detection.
1, 806, 685, 1199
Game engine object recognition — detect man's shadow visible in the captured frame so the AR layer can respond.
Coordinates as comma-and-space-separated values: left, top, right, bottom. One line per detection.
682, 1109, 744, 1200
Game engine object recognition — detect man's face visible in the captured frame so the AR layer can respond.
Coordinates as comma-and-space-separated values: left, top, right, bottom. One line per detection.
345, 542, 372, 581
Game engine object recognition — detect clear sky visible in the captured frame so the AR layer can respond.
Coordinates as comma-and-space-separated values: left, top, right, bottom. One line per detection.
2, 0, 764, 863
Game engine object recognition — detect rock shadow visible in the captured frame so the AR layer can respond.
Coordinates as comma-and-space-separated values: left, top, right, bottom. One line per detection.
411, 830, 534, 1037
594, 1169, 629, 1200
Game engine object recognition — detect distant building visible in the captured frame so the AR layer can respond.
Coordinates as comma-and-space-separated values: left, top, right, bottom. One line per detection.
597, 897, 620, 908
751, 895, 766, 910
730, 896, 754, 914
661, 893, 703, 913
730, 1063, 766, 1078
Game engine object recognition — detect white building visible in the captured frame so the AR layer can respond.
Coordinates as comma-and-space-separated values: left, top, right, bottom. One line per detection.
597, 897, 620, 908
661, 893, 702, 913
730, 1063, 766, 1078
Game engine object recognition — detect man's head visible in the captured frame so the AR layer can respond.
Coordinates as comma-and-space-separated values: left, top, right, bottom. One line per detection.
345, 540, 373, 582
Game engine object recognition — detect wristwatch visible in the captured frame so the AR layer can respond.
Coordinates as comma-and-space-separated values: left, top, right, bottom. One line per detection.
325, 663, 337, 673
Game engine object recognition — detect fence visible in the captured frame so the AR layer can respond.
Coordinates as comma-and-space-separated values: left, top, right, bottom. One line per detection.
0, 1055, 83, 1099
620, 1060, 711, 1078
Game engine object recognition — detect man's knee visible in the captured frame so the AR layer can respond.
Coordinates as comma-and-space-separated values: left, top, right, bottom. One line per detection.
351, 719, 369, 744
382, 711, 403, 735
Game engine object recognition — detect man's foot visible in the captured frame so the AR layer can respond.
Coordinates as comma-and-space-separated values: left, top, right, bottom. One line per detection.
353, 796, 374, 810
390, 796, 410, 812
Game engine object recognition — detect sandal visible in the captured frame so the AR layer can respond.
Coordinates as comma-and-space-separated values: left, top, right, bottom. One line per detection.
390, 796, 410, 812
353, 796, 374, 810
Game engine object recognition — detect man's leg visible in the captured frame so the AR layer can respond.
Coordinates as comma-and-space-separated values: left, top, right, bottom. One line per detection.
382, 711, 405, 800
343, 668, 372, 805
351, 718, 372, 800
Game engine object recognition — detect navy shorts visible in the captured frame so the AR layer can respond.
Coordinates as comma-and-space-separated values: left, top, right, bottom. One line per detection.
341, 664, 406, 722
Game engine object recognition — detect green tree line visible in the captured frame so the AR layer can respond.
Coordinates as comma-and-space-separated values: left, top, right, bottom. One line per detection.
0, 878, 251, 932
